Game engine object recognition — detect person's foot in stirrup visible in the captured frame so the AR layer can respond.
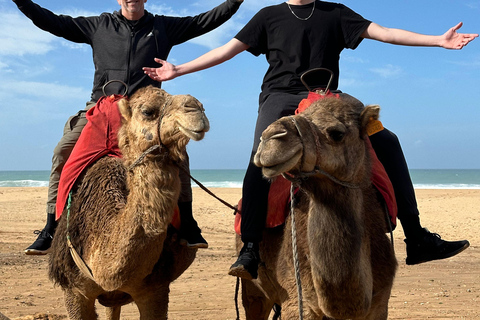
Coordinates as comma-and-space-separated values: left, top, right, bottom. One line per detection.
180, 229, 208, 249
405, 228, 470, 265
24, 229, 54, 255
228, 242, 260, 280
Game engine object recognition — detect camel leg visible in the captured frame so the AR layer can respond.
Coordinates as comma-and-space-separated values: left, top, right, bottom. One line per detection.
105, 306, 121, 320
360, 289, 390, 320
241, 279, 274, 320
134, 285, 169, 320
63, 289, 98, 320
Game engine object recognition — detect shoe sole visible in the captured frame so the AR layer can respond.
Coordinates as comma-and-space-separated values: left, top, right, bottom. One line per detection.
228, 265, 256, 280
406, 241, 470, 265
24, 247, 52, 255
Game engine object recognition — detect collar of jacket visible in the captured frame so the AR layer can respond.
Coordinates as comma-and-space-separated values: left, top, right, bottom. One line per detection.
112, 10, 155, 31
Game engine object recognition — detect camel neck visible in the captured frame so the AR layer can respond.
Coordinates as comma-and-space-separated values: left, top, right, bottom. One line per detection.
125, 162, 180, 232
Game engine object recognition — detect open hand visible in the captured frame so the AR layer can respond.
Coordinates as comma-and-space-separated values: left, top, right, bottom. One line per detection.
441, 22, 478, 49
143, 58, 177, 82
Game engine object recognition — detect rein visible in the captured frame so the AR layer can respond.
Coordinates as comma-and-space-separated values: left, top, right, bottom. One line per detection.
289, 182, 304, 320
128, 96, 172, 171
128, 144, 165, 171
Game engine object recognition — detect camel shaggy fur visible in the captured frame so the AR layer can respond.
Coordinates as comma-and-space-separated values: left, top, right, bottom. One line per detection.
48, 86, 209, 320
241, 96, 397, 319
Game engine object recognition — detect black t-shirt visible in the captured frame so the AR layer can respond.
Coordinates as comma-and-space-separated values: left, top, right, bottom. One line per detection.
235, 1, 371, 99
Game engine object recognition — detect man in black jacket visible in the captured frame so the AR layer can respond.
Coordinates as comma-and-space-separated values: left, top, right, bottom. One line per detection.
13, 0, 244, 255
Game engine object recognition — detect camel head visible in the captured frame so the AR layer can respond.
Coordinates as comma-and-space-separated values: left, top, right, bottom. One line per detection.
254, 97, 380, 186
117, 85, 210, 163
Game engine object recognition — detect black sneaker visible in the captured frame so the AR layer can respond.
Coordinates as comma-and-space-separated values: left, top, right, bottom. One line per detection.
24, 229, 54, 255
228, 243, 260, 280
405, 228, 470, 265
180, 231, 208, 249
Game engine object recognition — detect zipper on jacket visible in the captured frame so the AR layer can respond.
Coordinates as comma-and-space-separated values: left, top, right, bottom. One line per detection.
125, 25, 135, 90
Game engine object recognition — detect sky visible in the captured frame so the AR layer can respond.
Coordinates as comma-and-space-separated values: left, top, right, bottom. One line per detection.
0, 0, 479, 171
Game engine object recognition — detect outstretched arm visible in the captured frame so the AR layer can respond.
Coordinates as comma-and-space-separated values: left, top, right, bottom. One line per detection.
362, 22, 478, 49
143, 38, 250, 82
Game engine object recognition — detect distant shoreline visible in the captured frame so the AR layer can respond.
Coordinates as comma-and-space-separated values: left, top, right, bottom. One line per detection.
1, 169, 480, 189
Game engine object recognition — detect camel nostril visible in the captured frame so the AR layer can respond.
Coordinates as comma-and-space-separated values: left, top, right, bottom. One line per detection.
264, 130, 288, 141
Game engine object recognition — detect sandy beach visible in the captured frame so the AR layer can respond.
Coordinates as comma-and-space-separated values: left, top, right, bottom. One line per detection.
0, 187, 479, 319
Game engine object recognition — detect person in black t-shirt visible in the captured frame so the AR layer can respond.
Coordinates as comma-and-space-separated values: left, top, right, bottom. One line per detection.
144, 0, 478, 280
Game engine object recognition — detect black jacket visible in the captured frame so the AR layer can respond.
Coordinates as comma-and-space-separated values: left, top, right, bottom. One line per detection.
13, 0, 242, 101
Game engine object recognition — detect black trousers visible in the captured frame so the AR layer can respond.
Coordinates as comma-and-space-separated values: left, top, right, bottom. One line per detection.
240, 92, 422, 243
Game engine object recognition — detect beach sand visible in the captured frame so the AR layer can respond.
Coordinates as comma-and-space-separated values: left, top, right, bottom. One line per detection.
0, 187, 479, 319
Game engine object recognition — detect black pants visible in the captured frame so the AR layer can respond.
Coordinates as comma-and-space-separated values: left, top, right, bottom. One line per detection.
240, 92, 422, 243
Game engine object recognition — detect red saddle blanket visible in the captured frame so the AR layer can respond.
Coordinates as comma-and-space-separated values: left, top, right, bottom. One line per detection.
56, 95, 180, 229
234, 91, 397, 235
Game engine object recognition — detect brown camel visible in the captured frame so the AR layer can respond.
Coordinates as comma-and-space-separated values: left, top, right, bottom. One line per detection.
240, 96, 397, 319
48, 86, 210, 320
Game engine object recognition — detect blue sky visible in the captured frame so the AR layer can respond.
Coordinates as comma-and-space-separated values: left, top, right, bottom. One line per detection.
0, 0, 479, 171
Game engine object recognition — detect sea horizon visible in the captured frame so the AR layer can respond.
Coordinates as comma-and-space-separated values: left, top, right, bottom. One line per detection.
1, 169, 480, 189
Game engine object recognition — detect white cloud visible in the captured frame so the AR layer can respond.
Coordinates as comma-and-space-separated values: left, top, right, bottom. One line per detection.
241, 0, 279, 13
369, 64, 403, 79
464, 1, 479, 9
0, 11, 58, 56
342, 55, 368, 64
60, 41, 90, 50
61, 8, 100, 17
0, 80, 88, 101
188, 19, 243, 49
0, 61, 9, 70
447, 56, 480, 68
147, 3, 185, 16
146, 2, 247, 49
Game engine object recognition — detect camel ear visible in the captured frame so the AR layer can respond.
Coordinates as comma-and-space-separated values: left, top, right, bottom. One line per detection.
359, 104, 381, 136
118, 98, 132, 121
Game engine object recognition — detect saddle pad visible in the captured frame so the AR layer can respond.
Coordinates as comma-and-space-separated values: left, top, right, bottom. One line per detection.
56, 95, 123, 219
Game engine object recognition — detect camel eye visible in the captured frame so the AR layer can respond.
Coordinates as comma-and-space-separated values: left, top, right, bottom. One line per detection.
141, 108, 156, 118
327, 128, 345, 142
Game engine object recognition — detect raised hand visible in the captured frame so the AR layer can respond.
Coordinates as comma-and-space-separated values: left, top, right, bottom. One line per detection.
441, 22, 478, 49
143, 58, 178, 82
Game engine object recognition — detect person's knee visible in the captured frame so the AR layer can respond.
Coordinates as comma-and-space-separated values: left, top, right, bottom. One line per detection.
371, 128, 400, 151
51, 142, 73, 168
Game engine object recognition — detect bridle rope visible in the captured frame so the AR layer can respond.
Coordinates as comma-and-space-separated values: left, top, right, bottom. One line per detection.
282, 116, 360, 189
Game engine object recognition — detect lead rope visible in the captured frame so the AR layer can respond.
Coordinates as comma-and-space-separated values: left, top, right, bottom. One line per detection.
290, 183, 304, 320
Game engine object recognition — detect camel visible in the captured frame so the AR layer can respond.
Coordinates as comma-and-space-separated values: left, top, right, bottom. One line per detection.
48, 86, 210, 320
240, 96, 398, 319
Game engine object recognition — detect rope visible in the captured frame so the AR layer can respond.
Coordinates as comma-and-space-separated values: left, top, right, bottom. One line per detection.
177, 165, 238, 213
234, 277, 241, 320
128, 144, 162, 171
290, 183, 304, 320
287, 116, 360, 190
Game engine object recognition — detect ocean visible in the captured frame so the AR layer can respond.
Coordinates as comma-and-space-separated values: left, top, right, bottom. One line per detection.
1, 169, 480, 189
